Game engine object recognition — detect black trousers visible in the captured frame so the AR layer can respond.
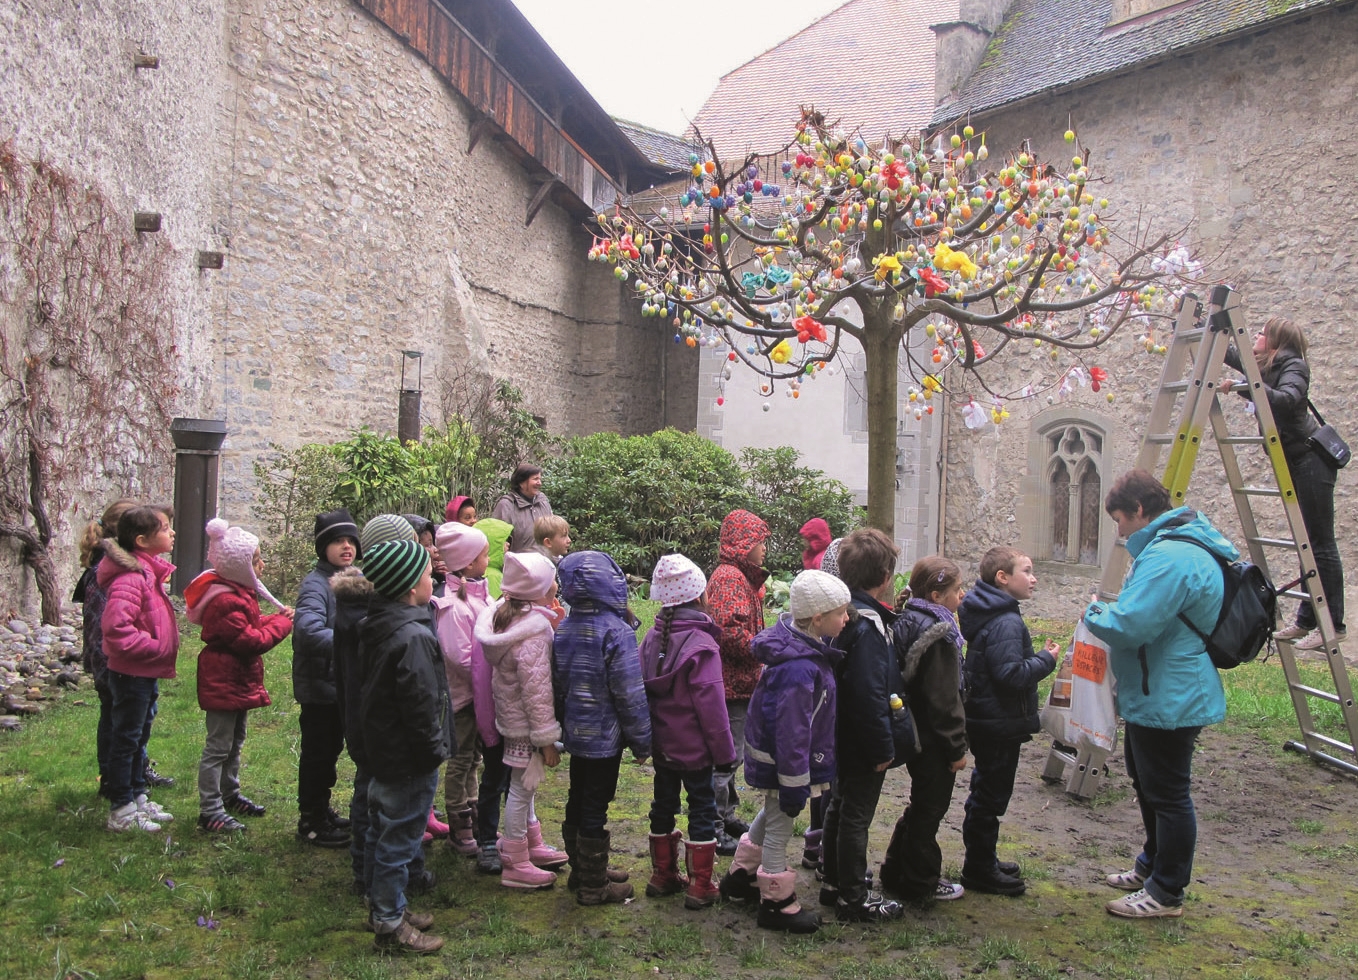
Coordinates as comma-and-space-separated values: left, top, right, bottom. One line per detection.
564, 752, 622, 837
822, 767, 888, 905
961, 736, 1022, 875
881, 751, 957, 898
298, 702, 346, 815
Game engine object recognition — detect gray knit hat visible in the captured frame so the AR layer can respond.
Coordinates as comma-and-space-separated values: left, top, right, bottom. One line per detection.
362, 539, 430, 600
359, 514, 417, 555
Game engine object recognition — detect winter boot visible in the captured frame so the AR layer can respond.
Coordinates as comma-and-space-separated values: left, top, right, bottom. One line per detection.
526, 820, 569, 870
718, 833, 762, 902
497, 834, 556, 890
298, 810, 350, 848
801, 828, 824, 871
756, 868, 821, 934
683, 839, 721, 909
645, 830, 689, 897
576, 831, 634, 905
476, 839, 502, 875
562, 822, 629, 891
445, 807, 479, 856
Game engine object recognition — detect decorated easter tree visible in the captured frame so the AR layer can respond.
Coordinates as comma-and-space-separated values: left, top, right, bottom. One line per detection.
588, 112, 1194, 535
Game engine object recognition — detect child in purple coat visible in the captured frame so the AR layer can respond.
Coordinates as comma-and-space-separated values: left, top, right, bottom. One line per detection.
719, 569, 851, 934
638, 554, 736, 910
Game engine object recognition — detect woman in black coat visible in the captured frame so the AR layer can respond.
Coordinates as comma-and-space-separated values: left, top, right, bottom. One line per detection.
1224, 316, 1345, 648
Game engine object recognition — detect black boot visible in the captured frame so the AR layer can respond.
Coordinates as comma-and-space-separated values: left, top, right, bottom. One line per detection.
298, 811, 350, 848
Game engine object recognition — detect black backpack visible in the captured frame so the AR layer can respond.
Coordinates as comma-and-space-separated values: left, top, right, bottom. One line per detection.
1162, 522, 1277, 670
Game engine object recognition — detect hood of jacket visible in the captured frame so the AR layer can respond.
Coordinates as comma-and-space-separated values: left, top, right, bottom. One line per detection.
958, 579, 1021, 642
445, 495, 474, 523
752, 614, 844, 669
799, 518, 832, 568
717, 509, 769, 582
559, 550, 628, 613
642, 609, 722, 693
330, 565, 373, 602
183, 570, 241, 625
499, 488, 546, 511
95, 538, 150, 585
473, 601, 556, 669
359, 594, 433, 642
1132, 506, 1239, 564
475, 519, 514, 572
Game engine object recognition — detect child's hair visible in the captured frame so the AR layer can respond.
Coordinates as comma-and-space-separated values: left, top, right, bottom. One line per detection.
836, 528, 898, 592
979, 546, 1025, 586
80, 498, 138, 567
534, 515, 569, 543
654, 598, 703, 657
492, 597, 534, 633
901, 555, 963, 603
1104, 469, 1171, 522
117, 505, 171, 552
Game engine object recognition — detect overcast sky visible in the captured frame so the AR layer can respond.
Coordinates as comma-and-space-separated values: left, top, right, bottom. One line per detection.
509, 0, 848, 134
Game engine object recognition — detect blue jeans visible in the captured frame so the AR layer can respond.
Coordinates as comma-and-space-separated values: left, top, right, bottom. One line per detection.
1291, 449, 1345, 632
1123, 723, 1202, 906
650, 764, 718, 841
366, 767, 440, 930
96, 687, 113, 794
105, 671, 158, 807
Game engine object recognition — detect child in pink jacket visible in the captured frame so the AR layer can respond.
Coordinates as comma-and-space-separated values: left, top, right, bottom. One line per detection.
99, 504, 179, 832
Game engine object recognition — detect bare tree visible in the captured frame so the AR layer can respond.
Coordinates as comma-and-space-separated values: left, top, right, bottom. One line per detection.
589, 112, 1194, 533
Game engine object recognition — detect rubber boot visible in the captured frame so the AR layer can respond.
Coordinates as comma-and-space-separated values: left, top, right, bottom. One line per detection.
718, 833, 762, 902
683, 839, 721, 910
645, 830, 689, 897
562, 821, 629, 890
425, 806, 449, 840
446, 807, 479, 856
526, 820, 569, 870
756, 868, 821, 933
802, 828, 824, 871
576, 831, 633, 905
497, 834, 556, 889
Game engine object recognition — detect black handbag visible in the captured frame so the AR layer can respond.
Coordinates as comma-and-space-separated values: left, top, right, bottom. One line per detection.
1307, 399, 1351, 469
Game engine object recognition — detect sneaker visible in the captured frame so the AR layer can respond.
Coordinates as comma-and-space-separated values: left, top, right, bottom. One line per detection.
108, 801, 161, 832
1105, 888, 1183, 919
1274, 624, 1312, 641
224, 794, 266, 817
836, 895, 906, 923
135, 794, 174, 823
1105, 868, 1147, 891
724, 816, 750, 837
298, 815, 350, 848
960, 868, 1026, 896
714, 828, 739, 857
931, 881, 965, 901
373, 919, 444, 954
198, 813, 246, 833
1297, 629, 1346, 651
144, 762, 176, 789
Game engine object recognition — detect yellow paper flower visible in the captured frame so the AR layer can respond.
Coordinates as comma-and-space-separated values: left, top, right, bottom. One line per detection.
873, 254, 902, 281
770, 339, 793, 364
934, 242, 978, 280
922, 374, 942, 393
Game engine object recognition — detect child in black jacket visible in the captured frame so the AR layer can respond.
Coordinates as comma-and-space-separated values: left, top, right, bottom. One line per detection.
956, 547, 1059, 896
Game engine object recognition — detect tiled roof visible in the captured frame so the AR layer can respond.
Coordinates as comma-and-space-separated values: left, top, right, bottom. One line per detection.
932, 0, 1348, 125
613, 120, 697, 173
689, 0, 954, 156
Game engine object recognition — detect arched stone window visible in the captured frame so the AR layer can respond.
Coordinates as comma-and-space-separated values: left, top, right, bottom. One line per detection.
1043, 422, 1105, 565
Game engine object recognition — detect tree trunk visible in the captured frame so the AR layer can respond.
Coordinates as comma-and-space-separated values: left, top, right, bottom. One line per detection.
863, 321, 901, 537
0, 521, 63, 625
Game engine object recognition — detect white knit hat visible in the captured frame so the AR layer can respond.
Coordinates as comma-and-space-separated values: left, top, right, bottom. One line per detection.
789, 569, 851, 621
436, 521, 489, 574
501, 551, 558, 600
205, 518, 284, 609
651, 554, 707, 608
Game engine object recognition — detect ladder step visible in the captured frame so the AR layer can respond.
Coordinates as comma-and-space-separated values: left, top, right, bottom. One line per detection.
1239, 486, 1281, 497
1303, 731, 1356, 756
1290, 683, 1341, 705
1218, 435, 1266, 445
1161, 380, 1192, 393
1146, 434, 1177, 445
1249, 536, 1297, 549
1171, 328, 1207, 344
1281, 588, 1312, 601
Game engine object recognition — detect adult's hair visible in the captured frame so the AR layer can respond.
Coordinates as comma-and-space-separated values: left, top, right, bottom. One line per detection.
903, 555, 962, 603
80, 498, 139, 567
1104, 469, 1172, 521
1259, 315, 1309, 372
836, 527, 898, 592
510, 464, 542, 493
979, 546, 1025, 586
116, 505, 170, 552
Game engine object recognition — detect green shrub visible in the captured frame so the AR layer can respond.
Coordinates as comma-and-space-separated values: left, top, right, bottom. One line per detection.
251, 443, 343, 598
740, 446, 860, 573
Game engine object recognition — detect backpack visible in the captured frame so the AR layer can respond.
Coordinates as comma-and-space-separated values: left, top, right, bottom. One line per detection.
1162, 527, 1277, 670
857, 605, 921, 766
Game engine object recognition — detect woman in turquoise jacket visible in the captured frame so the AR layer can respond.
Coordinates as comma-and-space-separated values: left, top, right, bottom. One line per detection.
1082, 470, 1234, 921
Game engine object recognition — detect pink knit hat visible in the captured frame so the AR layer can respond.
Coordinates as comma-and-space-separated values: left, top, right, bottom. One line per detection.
501, 551, 558, 600
205, 518, 284, 610
650, 554, 707, 608
436, 521, 489, 574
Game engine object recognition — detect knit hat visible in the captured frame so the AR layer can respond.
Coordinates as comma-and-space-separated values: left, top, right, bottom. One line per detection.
820, 538, 844, 580
363, 539, 430, 600
651, 554, 707, 608
436, 521, 489, 573
789, 569, 851, 621
204, 518, 285, 610
359, 514, 416, 555
314, 508, 361, 562
402, 513, 435, 540
501, 551, 558, 600
444, 495, 475, 523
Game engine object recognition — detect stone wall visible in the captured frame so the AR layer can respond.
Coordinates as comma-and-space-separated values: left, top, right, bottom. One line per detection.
942, 4, 1358, 621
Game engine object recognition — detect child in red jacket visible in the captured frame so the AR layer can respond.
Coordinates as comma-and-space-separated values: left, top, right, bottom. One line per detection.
185, 519, 293, 833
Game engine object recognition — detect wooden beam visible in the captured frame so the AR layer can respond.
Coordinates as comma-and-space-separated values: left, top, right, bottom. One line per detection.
525, 178, 562, 227
467, 115, 498, 155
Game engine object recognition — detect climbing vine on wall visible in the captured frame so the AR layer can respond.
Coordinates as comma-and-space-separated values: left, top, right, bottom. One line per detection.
0, 141, 179, 623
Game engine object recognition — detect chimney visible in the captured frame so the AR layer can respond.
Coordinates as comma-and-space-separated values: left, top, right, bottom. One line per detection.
930, 0, 1014, 109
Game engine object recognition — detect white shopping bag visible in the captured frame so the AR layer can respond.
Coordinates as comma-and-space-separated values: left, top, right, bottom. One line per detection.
1066, 620, 1118, 751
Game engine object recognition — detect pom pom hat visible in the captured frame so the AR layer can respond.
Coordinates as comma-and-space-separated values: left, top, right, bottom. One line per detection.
500, 551, 557, 600
359, 514, 416, 554
435, 521, 488, 573
204, 518, 285, 610
363, 539, 430, 600
789, 569, 851, 621
650, 554, 707, 608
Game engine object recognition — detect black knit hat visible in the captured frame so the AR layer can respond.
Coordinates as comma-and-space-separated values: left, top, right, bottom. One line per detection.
315, 509, 361, 562
363, 539, 430, 600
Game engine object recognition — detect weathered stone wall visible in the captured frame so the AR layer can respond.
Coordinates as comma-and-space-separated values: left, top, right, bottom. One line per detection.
944, 4, 1358, 620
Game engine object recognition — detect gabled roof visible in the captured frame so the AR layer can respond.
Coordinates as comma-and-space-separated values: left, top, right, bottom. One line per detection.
613, 120, 697, 173
932, 0, 1349, 126
689, 0, 953, 156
